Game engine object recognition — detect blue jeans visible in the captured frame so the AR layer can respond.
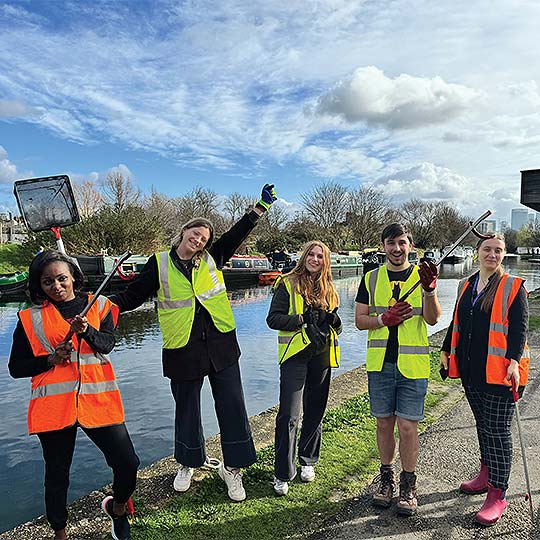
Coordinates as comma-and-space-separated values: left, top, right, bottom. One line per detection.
367, 362, 428, 421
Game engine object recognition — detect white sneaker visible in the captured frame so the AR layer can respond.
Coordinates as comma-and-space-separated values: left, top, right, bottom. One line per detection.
173, 464, 193, 492
219, 463, 246, 502
300, 465, 316, 482
273, 476, 289, 496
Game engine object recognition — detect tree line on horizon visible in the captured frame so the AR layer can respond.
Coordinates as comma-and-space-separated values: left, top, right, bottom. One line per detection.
20, 171, 540, 258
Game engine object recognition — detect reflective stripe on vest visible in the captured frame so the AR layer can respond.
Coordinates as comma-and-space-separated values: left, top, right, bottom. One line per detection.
449, 274, 529, 385
365, 265, 429, 379
156, 250, 235, 349
276, 279, 340, 367
19, 295, 124, 434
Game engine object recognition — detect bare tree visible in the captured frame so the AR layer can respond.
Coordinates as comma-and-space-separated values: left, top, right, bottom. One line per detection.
399, 198, 438, 249
143, 189, 179, 239
347, 185, 392, 248
102, 170, 141, 212
224, 192, 254, 223
300, 182, 349, 229
73, 179, 103, 218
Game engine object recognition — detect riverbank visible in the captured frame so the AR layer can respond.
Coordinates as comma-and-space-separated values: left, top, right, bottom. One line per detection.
2, 293, 538, 540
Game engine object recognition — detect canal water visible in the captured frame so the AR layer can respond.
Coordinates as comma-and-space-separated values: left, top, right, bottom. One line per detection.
0, 259, 538, 532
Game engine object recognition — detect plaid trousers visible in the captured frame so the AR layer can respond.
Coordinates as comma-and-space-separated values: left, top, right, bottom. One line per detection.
464, 386, 515, 490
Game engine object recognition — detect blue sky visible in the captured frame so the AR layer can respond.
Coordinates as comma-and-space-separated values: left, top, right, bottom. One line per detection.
1, 0, 539, 224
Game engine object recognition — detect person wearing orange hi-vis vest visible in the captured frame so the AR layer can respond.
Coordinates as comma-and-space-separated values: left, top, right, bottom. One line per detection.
266, 240, 342, 496
9, 251, 139, 540
440, 233, 529, 526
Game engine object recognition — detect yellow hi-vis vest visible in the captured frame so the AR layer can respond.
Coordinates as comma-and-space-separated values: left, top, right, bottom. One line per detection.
365, 265, 429, 379
277, 278, 340, 367
156, 250, 236, 349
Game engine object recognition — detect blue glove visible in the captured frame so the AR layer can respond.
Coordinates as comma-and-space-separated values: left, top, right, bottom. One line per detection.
258, 183, 277, 211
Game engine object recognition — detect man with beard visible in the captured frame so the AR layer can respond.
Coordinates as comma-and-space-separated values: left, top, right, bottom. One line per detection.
355, 223, 441, 516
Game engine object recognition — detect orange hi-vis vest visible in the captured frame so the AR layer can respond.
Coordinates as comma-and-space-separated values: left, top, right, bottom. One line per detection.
449, 274, 530, 386
18, 295, 124, 435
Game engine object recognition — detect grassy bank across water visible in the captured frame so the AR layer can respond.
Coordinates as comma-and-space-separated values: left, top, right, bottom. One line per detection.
131, 352, 460, 540
0, 243, 29, 273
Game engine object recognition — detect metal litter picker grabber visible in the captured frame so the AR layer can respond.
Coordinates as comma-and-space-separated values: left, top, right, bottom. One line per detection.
513, 384, 536, 524
13, 174, 80, 254
399, 209, 492, 302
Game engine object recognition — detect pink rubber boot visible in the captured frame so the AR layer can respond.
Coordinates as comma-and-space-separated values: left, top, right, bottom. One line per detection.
460, 461, 488, 494
475, 484, 507, 526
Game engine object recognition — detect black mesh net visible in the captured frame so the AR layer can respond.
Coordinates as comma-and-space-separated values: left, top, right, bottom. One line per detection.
13, 175, 80, 232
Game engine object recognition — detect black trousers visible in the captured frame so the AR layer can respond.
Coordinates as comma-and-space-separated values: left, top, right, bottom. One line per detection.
274, 346, 331, 481
170, 361, 257, 469
464, 386, 515, 490
37, 423, 139, 532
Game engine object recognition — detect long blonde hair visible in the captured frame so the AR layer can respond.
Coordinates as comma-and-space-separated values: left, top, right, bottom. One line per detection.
282, 240, 339, 310
476, 233, 505, 313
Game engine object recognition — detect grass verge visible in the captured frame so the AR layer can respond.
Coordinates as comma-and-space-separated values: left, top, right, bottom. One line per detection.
131, 352, 456, 540
0, 243, 28, 273
529, 315, 540, 332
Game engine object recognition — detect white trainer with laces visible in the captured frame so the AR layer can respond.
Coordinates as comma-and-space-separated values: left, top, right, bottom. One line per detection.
173, 464, 194, 492
219, 463, 246, 502
300, 465, 316, 482
273, 476, 289, 496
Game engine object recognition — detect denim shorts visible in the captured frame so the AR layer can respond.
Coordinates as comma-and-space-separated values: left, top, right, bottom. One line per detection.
367, 362, 428, 421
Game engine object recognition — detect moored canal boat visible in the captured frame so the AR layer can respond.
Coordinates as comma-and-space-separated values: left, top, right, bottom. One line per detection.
0, 271, 29, 298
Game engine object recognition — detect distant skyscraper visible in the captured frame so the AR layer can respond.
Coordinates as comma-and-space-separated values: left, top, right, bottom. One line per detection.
500, 220, 509, 232
511, 208, 531, 230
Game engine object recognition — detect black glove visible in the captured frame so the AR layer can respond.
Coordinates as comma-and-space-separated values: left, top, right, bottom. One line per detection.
418, 261, 438, 292
303, 306, 327, 352
257, 183, 277, 211
326, 308, 341, 328
302, 306, 316, 326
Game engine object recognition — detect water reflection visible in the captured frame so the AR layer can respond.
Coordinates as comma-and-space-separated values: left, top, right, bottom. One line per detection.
0, 259, 538, 532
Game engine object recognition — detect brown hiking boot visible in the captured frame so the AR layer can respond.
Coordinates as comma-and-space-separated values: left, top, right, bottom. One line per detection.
372, 465, 395, 508
397, 471, 417, 516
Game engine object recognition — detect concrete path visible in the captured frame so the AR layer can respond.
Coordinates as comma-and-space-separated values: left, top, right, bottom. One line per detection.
309, 352, 540, 540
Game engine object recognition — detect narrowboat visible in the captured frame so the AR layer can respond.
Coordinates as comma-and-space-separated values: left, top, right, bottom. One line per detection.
222, 255, 273, 287
0, 271, 29, 298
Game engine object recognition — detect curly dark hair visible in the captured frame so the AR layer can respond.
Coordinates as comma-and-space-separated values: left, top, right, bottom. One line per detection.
28, 250, 85, 305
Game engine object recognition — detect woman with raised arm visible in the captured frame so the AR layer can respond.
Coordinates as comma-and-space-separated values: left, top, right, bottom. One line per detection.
111, 184, 277, 502
440, 234, 529, 526
266, 240, 342, 496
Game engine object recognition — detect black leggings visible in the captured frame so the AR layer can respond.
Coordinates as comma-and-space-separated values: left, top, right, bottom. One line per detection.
37, 423, 139, 532
464, 386, 515, 490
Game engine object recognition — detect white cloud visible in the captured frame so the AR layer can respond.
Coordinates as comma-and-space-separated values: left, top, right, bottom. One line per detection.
372, 162, 472, 201
0, 100, 41, 118
300, 144, 383, 177
315, 66, 482, 129
0, 146, 21, 184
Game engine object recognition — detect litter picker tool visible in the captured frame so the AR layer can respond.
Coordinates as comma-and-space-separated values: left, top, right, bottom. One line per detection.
13, 174, 80, 254
398, 210, 492, 302
62, 251, 131, 342
513, 384, 536, 524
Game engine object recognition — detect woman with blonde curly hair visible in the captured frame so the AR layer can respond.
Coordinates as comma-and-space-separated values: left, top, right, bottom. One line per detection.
266, 240, 342, 496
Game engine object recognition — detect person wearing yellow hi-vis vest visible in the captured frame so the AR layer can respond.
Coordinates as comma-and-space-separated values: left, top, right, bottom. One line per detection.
355, 223, 441, 517
266, 240, 342, 496
111, 184, 277, 503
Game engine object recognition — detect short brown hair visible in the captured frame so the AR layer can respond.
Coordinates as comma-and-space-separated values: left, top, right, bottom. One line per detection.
381, 223, 413, 244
